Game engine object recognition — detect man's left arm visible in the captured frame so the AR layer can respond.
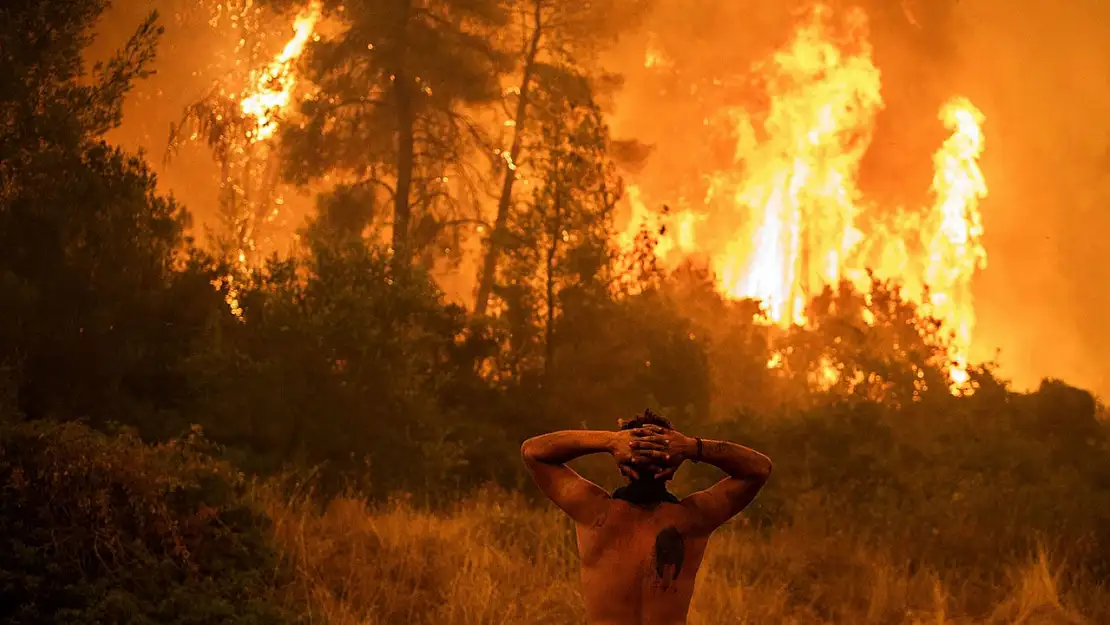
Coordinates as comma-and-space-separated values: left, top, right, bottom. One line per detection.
521, 430, 616, 525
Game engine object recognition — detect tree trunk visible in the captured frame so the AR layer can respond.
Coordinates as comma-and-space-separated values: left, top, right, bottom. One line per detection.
392, 75, 415, 273
391, 2, 415, 273
543, 170, 563, 378
474, 1, 544, 315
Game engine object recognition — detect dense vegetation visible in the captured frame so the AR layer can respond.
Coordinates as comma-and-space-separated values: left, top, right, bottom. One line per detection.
1, 0, 1108, 622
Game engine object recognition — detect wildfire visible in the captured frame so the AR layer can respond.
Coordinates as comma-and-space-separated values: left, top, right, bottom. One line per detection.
644, 33, 673, 70
211, 1, 320, 320
714, 5, 881, 325
923, 98, 988, 385
239, 1, 321, 142
622, 5, 989, 393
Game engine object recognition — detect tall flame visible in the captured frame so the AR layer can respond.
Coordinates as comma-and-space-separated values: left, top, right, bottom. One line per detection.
923, 98, 988, 386
240, 1, 321, 142
620, 5, 990, 393
716, 5, 881, 325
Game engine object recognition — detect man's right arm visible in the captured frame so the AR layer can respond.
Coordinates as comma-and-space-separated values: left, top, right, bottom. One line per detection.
677, 437, 772, 535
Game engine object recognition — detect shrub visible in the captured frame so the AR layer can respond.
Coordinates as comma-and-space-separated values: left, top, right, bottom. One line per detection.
704, 383, 1110, 580
0, 420, 300, 624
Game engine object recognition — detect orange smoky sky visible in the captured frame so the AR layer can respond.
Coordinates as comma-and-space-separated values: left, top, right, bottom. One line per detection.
91, 0, 1110, 399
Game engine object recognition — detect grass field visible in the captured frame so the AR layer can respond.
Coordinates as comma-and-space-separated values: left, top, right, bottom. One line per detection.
260, 485, 1107, 625
3, 419, 1105, 625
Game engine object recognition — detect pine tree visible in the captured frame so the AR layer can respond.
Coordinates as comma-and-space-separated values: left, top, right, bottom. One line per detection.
497, 65, 623, 376
0, 1, 208, 427
473, 0, 649, 314
271, 0, 511, 271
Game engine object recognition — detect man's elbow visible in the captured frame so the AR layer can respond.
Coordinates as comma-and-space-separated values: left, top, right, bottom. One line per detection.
520, 438, 539, 463
754, 456, 773, 483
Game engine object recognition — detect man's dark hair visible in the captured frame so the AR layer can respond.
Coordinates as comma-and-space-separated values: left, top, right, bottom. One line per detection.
621, 409, 673, 431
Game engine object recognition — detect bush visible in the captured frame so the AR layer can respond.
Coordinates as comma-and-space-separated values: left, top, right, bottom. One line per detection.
0, 420, 300, 625
703, 381, 1110, 580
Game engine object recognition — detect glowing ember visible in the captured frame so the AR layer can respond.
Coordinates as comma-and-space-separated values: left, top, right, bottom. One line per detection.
212, 275, 245, 320
621, 5, 990, 393
239, 1, 321, 142
644, 33, 673, 70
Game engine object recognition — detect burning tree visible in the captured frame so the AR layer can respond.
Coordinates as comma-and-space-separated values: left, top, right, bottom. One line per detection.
169, 0, 994, 399
267, 0, 511, 272
168, 1, 323, 318
618, 4, 990, 395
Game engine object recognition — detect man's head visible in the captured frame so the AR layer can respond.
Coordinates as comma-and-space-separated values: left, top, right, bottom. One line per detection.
618, 409, 674, 434
617, 409, 676, 483
613, 409, 680, 506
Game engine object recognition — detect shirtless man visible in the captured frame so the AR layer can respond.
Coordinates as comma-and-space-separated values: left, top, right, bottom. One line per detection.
521, 410, 772, 625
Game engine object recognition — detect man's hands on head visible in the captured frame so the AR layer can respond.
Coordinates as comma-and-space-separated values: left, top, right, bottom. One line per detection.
610, 422, 664, 479
612, 421, 698, 480
632, 424, 698, 479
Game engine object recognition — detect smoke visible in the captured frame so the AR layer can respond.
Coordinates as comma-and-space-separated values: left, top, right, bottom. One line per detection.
90, 1, 234, 237
947, 0, 1110, 398
90, 0, 1110, 398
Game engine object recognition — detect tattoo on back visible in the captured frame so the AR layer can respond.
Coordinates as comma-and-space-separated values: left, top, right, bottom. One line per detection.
653, 526, 685, 588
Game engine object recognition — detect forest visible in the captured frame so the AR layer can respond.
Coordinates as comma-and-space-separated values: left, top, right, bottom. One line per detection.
2, 0, 1109, 623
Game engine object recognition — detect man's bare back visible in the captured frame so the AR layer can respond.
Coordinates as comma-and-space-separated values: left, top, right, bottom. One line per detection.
577, 499, 710, 625
521, 411, 773, 625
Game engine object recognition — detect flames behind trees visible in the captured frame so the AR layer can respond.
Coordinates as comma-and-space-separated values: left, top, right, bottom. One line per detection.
240, 1, 322, 143
168, 1, 323, 319
7, 5, 1110, 621
161, 0, 994, 394
617, 5, 988, 393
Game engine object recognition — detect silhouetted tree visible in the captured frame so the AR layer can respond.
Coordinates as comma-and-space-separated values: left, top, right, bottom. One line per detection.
0, 1, 213, 430
268, 0, 510, 271
774, 276, 954, 408
495, 66, 622, 377
473, 0, 650, 314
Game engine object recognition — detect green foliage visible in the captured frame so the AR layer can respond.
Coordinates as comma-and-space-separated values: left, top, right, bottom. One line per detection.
187, 230, 505, 496
0, 0, 161, 145
650, 266, 780, 417
0, 420, 298, 624
705, 378, 1110, 579
543, 286, 713, 429
0, 0, 218, 432
496, 64, 624, 377
471, 0, 651, 315
0, 142, 202, 424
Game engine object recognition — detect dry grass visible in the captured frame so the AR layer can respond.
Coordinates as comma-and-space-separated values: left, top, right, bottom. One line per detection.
255, 485, 1108, 625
